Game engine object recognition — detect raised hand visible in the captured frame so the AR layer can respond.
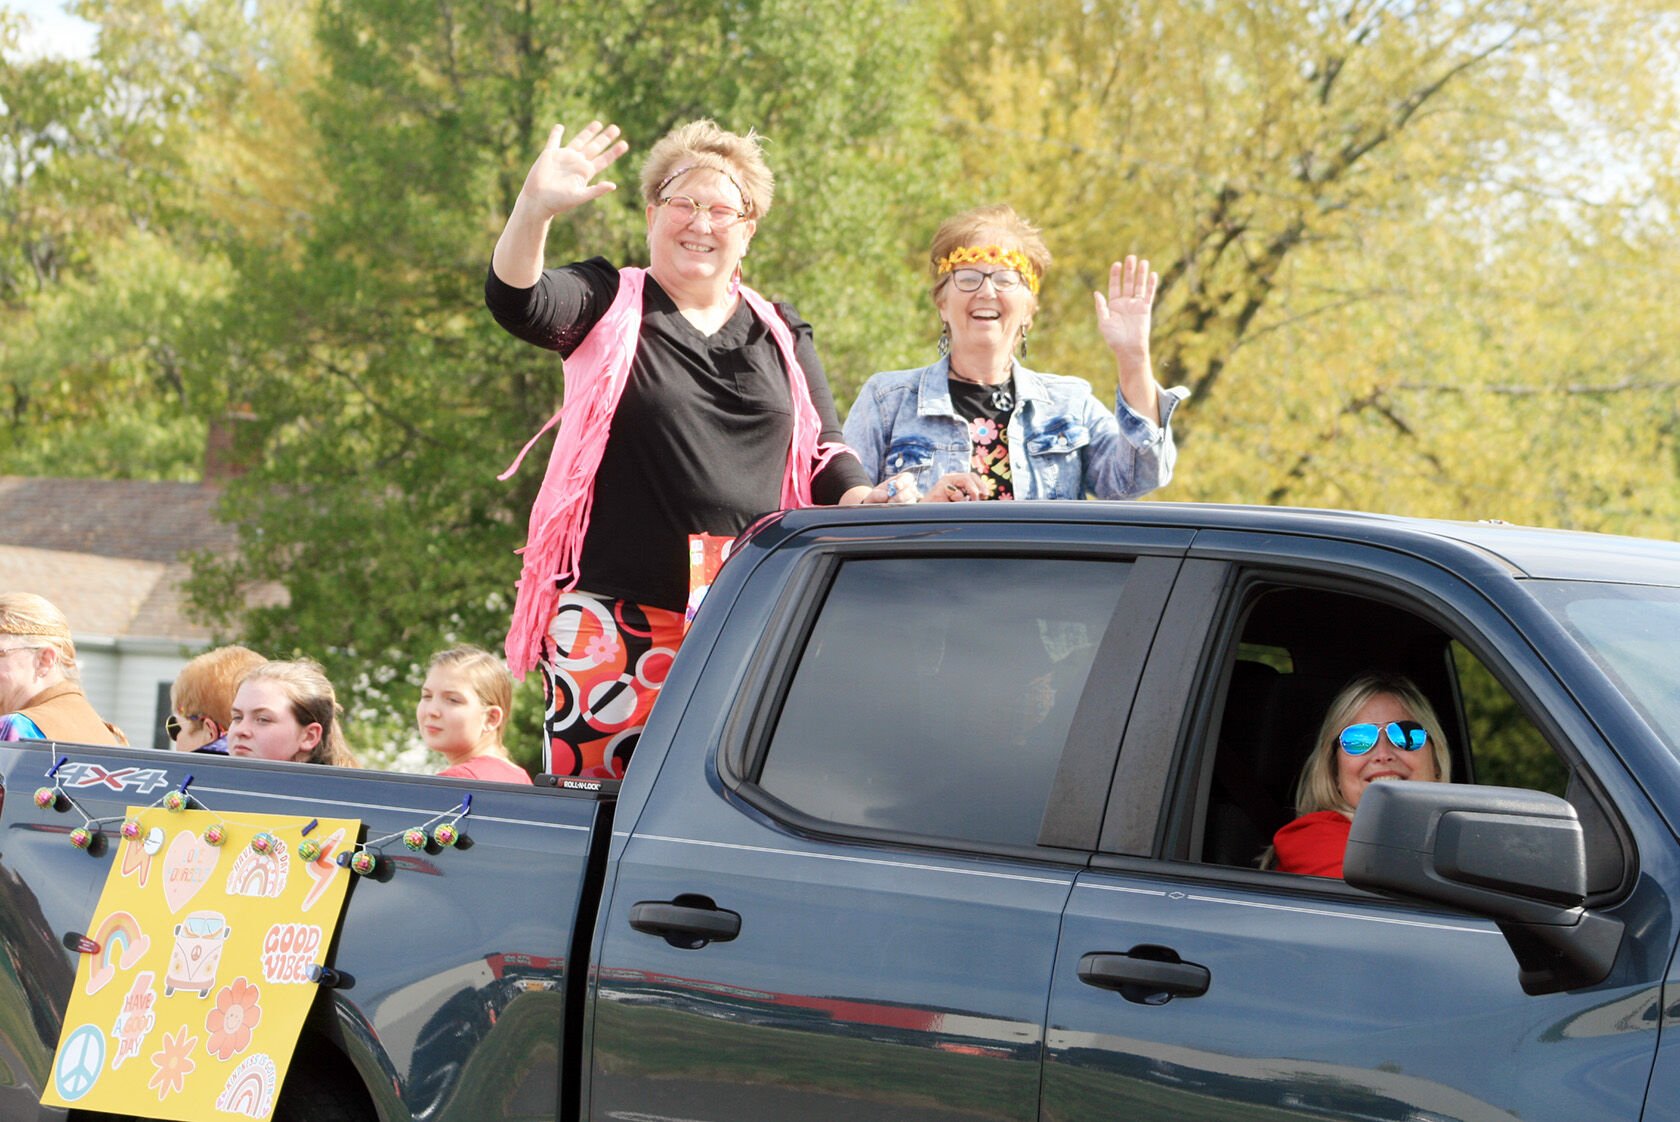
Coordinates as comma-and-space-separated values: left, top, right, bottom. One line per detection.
1092, 255, 1157, 361
518, 121, 631, 219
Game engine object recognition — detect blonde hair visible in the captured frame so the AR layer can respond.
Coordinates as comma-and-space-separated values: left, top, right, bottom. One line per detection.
172, 645, 268, 727
425, 645, 513, 747
639, 119, 774, 220
239, 659, 359, 768
1293, 673, 1452, 817
928, 204, 1052, 304
0, 591, 78, 679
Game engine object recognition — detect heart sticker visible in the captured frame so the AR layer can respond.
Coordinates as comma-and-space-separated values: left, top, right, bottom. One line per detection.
161, 830, 222, 915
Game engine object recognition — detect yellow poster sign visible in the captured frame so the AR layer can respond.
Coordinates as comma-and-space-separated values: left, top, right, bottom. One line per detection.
42, 807, 360, 1121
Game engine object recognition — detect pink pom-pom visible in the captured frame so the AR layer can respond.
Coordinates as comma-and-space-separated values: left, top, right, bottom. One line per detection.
431, 823, 460, 848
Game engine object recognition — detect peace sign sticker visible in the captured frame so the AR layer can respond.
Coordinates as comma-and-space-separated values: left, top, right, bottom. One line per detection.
54, 1023, 106, 1102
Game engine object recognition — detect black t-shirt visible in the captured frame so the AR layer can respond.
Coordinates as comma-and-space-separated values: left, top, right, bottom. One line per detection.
947, 378, 1017, 501
486, 257, 868, 610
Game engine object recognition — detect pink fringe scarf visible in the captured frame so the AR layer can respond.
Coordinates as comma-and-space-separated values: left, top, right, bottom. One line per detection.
498, 267, 849, 676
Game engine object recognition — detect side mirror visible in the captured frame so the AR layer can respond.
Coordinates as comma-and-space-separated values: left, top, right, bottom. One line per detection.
1344, 782, 1623, 995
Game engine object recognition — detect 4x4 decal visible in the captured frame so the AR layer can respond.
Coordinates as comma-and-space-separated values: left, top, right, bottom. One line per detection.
54, 762, 172, 796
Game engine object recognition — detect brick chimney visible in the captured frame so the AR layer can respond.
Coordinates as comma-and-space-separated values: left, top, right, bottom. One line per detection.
204, 407, 261, 482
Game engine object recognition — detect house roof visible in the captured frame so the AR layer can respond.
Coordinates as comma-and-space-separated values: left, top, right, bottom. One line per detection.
0, 546, 207, 641
0, 477, 279, 642
0, 476, 223, 564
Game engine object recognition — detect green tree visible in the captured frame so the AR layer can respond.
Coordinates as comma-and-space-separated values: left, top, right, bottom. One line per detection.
2, 0, 321, 476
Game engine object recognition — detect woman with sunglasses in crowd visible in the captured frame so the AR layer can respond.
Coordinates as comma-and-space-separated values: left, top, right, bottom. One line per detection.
844, 204, 1188, 502
487, 118, 899, 780
1270, 673, 1453, 878
166, 645, 267, 754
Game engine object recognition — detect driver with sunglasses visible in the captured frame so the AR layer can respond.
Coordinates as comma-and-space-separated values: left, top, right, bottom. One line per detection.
844, 204, 1189, 502
1269, 672, 1453, 878
167, 645, 267, 754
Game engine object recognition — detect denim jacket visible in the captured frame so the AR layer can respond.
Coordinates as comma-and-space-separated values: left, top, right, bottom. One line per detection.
843, 357, 1188, 500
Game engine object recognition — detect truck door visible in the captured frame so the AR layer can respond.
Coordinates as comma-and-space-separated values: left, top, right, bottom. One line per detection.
590, 520, 1189, 1122
1041, 541, 1669, 1122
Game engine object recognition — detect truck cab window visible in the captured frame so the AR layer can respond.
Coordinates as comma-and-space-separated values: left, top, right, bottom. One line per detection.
755, 556, 1130, 849
1200, 585, 1577, 871
1451, 641, 1567, 796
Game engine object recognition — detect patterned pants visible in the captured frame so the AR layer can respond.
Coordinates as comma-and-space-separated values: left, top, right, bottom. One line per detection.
538, 591, 686, 778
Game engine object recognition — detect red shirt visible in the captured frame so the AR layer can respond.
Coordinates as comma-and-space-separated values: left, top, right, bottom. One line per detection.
1272, 810, 1352, 878
439, 755, 533, 785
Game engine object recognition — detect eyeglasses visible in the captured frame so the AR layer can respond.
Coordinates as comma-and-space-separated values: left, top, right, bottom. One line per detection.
166, 713, 219, 742
949, 267, 1028, 294
658, 195, 748, 229
1338, 721, 1429, 756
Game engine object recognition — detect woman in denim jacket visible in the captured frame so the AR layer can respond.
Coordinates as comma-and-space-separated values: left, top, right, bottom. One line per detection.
844, 205, 1188, 501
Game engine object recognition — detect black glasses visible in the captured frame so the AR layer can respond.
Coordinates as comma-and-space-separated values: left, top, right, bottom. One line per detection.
949, 267, 1027, 293
658, 195, 748, 229
166, 713, 218, 742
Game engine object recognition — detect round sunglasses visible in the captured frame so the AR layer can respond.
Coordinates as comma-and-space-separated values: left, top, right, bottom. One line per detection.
1338, 720, 1428, 756
165, 713, 220, 742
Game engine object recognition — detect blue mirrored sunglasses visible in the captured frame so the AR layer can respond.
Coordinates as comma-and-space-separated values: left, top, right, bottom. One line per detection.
1338, 720, 1428, 756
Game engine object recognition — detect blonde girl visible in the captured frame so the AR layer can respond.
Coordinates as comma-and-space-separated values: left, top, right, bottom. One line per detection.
417, 646, 531, 784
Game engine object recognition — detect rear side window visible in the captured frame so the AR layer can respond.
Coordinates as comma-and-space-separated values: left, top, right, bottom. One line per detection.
757, 556, 1130, 848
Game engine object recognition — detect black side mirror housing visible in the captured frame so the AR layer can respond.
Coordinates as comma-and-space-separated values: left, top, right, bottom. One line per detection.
1345, 782, 1623, 995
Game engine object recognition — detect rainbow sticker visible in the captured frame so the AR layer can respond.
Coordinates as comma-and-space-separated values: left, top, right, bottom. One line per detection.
215, 1053, 277, 1119
86, 912, 151, 996
225, 844, 290, 900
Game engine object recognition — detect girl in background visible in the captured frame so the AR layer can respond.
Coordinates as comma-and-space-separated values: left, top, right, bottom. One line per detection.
228, 659, 359, 767
417, 645, 532, 784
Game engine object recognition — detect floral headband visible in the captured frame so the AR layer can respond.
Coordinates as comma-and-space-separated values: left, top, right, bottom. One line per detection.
936, 245, 1041, 295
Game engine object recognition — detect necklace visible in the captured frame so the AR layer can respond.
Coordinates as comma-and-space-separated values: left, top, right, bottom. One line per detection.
948, 364, 1015, 412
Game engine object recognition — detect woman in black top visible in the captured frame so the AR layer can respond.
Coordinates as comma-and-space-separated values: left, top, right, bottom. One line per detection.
487, 118, 905, 778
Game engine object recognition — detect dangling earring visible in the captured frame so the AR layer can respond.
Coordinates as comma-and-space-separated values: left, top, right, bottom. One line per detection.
937, 322, 951, 358
729, 262, 743, 299
1017, 323, 1030, 360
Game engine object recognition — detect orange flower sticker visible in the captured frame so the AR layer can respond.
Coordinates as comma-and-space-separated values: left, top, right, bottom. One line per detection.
148, 1025, 198, 1099
206, 977, 264, 1061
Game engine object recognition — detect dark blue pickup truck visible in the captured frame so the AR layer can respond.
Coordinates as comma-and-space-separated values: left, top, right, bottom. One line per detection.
5, 501, 1680, 1122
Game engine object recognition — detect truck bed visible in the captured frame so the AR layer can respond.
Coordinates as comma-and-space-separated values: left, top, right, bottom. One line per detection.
0, 739, 614, 1122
